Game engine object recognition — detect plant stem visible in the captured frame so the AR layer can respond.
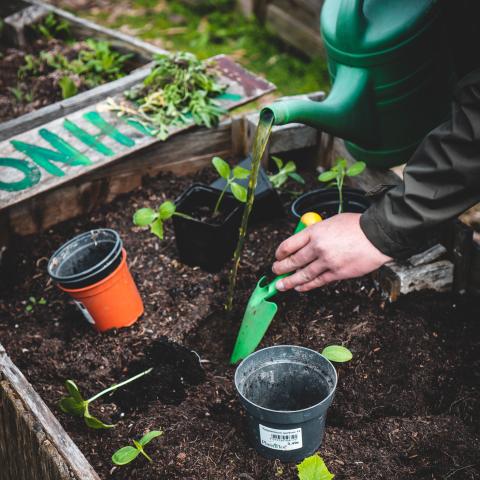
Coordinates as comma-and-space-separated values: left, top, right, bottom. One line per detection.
173, 212, 194, 220
337, 171, 344, 214
214, 183, 229, 216
140, 449, 153, 462
87, 368, 152, 403
226, 112, 274, 311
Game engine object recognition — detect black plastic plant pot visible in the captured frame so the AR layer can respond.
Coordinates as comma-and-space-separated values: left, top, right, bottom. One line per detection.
291, 186, 371, 219
210, 156, 284, 222
47, 229, 123, 289
173, 184, 243, 272
235, 345, 337, 463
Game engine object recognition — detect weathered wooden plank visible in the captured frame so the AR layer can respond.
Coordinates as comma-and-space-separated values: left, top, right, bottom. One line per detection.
265, 2, 325, 58
0, 344, 99, 480
0, 55, 275, 213
3, 4, 47, 47
452, 220, 474, 295
376, 259, 454, 302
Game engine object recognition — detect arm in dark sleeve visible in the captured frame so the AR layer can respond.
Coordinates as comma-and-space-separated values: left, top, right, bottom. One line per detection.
360, 69, 480, 259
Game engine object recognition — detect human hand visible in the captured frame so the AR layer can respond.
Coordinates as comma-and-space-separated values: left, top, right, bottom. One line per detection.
272, 213, 392, 292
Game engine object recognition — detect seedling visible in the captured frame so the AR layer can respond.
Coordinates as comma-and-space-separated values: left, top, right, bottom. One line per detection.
35, 13, 71, 40
297, 454, 334, 480
318, 158, 366, 213
211, 156, 250, 216
268, 156, 305, 189
321, 345, 353, 363
25, 296, 47, 313
59, 368, 152, 429
112, 430, 163, 466
59, 76, 77, 99
133, 200, 192, 240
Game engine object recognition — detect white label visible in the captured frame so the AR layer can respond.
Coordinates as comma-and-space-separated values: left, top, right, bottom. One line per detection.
73, 300, 95, 325
259, 424, 303, 451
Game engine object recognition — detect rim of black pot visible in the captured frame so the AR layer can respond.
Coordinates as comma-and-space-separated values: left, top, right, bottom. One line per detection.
234, 345, 338, 415
290, 186, 369, 219
47, 229, 122, 284
175, 183, 243, 227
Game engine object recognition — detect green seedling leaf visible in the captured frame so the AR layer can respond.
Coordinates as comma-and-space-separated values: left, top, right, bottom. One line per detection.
25, 304, 33, 312
233, 166, 251, 180
272, 156, 283, 170
133, 208, 157, 227
158, 200, 176, 220
139, 430, 163, 447
38, 297, 47, 305
283, 161, 296, 174
84, 409, 115, 429
112, 430, 162, 466
288, 172, 305, 184
318, 170, 337, 182
60, 369, 151, 430
29, 297, 36, 304
322, 345, 353, 363
150, 218, 164, 239
212, 156, 231, 179
346, 161, 366, 177
59, 76, 78, 99
231, 182, 248, 203
297, 454, 334, 480
337, 158, 348, 169
112, 446, 140, 466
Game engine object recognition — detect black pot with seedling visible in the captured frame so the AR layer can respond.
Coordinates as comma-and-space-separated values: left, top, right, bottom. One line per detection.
235, 344, 352, 462
292, 158, 370, 219
210, 156, 284, 222
133, 157, 251, 272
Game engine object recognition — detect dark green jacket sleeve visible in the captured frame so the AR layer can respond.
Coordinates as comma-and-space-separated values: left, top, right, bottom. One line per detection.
360, 69, 480, 258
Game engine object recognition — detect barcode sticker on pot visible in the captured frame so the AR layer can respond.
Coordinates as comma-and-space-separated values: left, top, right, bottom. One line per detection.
259, 424, 302, 451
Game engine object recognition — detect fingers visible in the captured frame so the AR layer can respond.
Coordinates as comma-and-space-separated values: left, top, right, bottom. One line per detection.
275, 230, 310, 262
272, 244, 317, 275
294, 271, 337, 292
276, 259, 328, 292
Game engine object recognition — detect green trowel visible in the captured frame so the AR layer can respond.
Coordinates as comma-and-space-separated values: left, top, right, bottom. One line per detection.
230, 212, 322, 364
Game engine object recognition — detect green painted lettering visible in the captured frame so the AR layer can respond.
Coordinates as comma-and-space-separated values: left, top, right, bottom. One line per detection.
0, 158, 41, 191
11, 129, 91, 177
83, 111, 135, 147
63, 119, 114, 156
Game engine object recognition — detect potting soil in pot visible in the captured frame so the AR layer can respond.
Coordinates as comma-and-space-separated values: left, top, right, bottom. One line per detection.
0, 168, 479, 479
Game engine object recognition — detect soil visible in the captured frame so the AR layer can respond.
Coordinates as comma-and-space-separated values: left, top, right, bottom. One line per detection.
0, 168, 480, 480
0, 35, 132, 123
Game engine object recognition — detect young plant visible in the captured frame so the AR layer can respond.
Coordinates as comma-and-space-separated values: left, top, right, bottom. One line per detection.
268, 156, 305, 189
35, 13, 71, 40
25, 296, 47, 313
112, 430, 163, 466
321, 345, 353, 363
297, 454, 334, 480
318, 158, 366, 214
211, 157, 250, 216
133, 200, 192, 240
59, 368, 152, 429
59, 76, 78, 99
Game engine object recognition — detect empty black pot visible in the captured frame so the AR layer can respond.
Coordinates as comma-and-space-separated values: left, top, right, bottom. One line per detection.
210, 156, 284, 222
47, 229, 122, 289
235, 345, 337, 462
173, 184, 243, 272
291, 186, 370, 219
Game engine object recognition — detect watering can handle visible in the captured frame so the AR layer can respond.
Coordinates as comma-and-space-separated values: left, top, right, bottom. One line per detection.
263, 212, 322, 299
337, 0, 366, 49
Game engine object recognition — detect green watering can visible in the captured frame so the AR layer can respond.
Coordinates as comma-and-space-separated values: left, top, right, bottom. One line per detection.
262, 0, 455, 167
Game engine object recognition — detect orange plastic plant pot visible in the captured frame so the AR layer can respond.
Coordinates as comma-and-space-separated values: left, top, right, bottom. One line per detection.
60, 249, 144, 332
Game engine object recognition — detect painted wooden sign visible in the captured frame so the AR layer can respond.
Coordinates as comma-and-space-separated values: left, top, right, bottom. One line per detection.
0, 55, 275, 211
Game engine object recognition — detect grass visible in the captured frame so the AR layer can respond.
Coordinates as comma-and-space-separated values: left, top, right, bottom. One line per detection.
77, 0, 329, 96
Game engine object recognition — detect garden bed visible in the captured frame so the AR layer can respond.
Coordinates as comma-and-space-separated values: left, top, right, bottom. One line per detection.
1, 167, 480, 479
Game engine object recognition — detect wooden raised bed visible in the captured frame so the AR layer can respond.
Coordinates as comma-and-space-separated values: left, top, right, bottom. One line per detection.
0, 0, 166, 142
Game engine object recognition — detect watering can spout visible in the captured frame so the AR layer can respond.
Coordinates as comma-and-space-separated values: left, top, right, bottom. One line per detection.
262, 65, 374, 145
